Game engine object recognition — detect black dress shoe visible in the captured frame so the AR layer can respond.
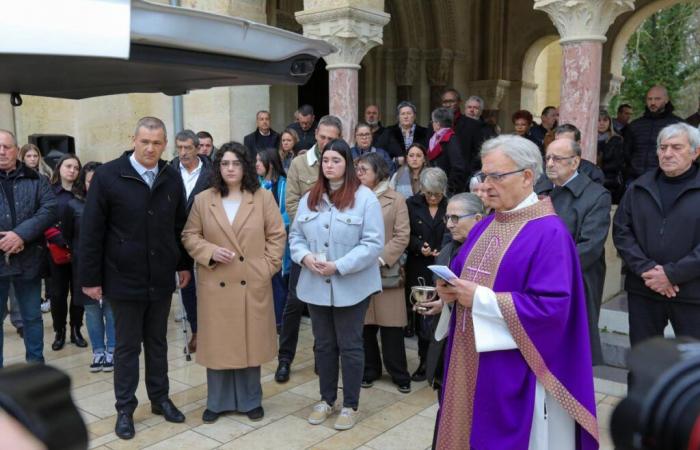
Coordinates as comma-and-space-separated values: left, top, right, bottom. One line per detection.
411, 361, 427, 382
70, 326, 88, 348
151, 399, 185, 423
246, 406, 264, 421
52, 329, 66, 351
16, 327, 24, 339
202, 409, 220, 424
115, 411, 135, 440
275, 362, 290, 383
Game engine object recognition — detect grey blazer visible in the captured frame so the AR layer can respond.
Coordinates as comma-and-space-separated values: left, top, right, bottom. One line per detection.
289, 185, 384, 307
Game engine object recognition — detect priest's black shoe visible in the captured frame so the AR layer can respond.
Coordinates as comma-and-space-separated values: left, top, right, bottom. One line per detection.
411, 361, 427, 382
275, 362, 290, 383
151, 399, 185, 423
115, 411, 135, 440
246, 406, 265, 421
52, 328, 66, 351
202, 409, 220, 424
70, 326, 88, 347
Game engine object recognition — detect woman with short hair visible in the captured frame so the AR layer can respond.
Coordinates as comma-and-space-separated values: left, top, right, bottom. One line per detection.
182, 142, 286, 424
387, 101, 430, 159
356, 152, 412, 394
289, 139, 384, 431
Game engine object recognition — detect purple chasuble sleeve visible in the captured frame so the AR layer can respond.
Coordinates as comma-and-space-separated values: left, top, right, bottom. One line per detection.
441, 212, 598, 450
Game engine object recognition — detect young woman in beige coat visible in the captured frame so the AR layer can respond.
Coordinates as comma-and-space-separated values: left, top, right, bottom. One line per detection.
356, 153, 412, 393
182, 142, 286, 424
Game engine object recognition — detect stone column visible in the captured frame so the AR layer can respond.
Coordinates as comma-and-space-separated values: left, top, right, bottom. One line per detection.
425, 49, 454, 112
535, 0, 634, 162
296, 1, 390, 144
392, 48, 421, 105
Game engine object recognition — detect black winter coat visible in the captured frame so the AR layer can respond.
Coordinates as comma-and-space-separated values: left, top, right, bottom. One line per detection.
623, 104, 684, 181
453, 114, 482, 173
597, 135, 625, 203
79, 151, 192, 302
429, 134, 468, 195
287, 122, 317, 153
243, 129, 280, 156
404, 194, 447, 289
0, 164, 57, 279
537, 172, 611, 365
62, 197, 90, 306
613, 164, 700, 303
386, 124, 430, 158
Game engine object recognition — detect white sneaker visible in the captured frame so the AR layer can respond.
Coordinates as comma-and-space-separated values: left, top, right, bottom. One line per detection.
90, 353, 104, 372
102, 352, 114, 372
308, 401, 337, 425
334, 407, 359, 430
40, 299, 51, 313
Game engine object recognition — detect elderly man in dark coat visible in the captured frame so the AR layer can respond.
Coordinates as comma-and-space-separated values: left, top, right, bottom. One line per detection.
536, 138, 611, 365
614, 123, 700, 346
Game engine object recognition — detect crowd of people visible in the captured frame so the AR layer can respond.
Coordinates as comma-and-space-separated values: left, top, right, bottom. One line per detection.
1, 83, 699, 449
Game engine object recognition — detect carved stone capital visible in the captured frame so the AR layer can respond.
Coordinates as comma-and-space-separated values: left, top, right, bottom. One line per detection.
466, 79, 512, 110
295, 5, 390, 69
425, 49, 454, 87
534, 0, 634, 43
389, 48, 421, 86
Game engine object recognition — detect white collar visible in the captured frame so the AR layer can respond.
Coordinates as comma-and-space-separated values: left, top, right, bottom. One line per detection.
306, 145, 318, 166
179, 157, 202, 174
129, 153, 158, 176
561, 171, 579, 187
507, 191, 538, 212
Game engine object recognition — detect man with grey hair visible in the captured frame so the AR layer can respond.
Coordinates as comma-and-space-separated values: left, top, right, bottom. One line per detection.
433, 135, 598, 448
244, 110, 280, 155
536, 138, 612, 365
614, 123, 700, 347
275, 114, 343, 383
80, 116, 193, 439
170, 129, 213, 353
465, 95, 498, 144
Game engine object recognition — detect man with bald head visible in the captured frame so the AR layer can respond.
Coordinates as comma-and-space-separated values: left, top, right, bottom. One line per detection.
623, 85, 683, 182
364, 104, 389, 149
536, 138, 611, 365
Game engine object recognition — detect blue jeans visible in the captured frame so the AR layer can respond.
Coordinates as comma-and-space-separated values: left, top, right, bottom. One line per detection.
84, 300, 115, 354
0, 277, 44, 368
3, 285, 23, 328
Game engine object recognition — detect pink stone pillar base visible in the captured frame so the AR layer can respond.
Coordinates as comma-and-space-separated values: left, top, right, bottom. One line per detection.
328, 68, 359, 145
559, 41, 603, 163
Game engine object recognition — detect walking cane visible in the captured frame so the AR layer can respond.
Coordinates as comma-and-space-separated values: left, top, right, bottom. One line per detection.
176, 274, 191, 362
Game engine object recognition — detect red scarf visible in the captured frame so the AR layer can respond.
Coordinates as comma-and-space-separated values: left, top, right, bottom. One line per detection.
428, 127, 454, 161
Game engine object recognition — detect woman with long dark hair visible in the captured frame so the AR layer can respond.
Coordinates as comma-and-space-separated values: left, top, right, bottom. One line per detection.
48, 153, 87, 350
255, 148, 291, 329
61, 162, 114, 371
182, 142, 286, 424
289, 139, 384, 431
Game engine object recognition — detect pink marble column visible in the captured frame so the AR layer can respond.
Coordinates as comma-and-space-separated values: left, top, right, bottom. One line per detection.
558, 42, 603, 163
328, 67, 359, 145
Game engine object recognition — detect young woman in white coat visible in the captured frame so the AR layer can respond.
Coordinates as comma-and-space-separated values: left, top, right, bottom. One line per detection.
289, 139, 384, 431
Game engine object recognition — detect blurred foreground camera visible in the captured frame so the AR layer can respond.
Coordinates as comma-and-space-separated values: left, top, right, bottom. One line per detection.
611, 337, 700, 450
0, 364, 88, 450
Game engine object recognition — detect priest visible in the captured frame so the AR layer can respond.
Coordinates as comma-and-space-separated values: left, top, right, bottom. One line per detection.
434, 135, 598, 449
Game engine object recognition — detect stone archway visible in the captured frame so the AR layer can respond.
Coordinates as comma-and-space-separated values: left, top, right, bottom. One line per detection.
602, 0, 689, 106
520, 34, 559, 117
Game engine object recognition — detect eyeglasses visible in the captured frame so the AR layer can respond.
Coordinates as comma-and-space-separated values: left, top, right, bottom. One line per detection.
356, 166, 370, 174
544, 155, 577, 163
424, 192, 443, 198
475, 168, 526, 183
220, 160, 242, 168
443, 213, 477, 224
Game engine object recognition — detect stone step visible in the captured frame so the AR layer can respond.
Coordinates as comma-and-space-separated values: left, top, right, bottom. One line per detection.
594, 364, 628, 398
601, 330, 629, 368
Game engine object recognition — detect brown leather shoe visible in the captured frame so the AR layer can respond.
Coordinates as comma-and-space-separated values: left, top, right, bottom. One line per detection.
187, 333, 197, 353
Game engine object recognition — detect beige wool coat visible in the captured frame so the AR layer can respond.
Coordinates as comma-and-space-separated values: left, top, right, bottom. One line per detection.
365, 187, 410, 327
182, 187, 286, 369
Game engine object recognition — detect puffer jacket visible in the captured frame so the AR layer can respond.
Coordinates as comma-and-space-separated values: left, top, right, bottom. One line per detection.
0, 163, 57, 279
623, 103, 684, 181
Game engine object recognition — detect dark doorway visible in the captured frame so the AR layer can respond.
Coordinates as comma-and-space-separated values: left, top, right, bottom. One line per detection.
298, 58, 328, 118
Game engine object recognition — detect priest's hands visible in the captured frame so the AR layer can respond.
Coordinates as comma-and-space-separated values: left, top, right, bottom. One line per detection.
642, 265, 679, 298
436, 278, 477, 308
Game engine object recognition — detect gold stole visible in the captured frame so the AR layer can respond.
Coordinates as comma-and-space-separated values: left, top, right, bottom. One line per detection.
435, 199, 554, 450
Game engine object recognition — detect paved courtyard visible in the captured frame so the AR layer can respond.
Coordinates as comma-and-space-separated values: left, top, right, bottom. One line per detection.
2, 300, 619, 449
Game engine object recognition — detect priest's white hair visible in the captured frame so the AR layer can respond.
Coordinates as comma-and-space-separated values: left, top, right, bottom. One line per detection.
480, 135, 544, 180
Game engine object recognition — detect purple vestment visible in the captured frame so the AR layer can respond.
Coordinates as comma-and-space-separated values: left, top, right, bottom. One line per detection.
437, 199, 598, 450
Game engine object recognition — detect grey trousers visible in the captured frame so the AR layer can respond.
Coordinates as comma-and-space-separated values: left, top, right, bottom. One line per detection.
206, 367, 262, 413
307, 298, 369, 409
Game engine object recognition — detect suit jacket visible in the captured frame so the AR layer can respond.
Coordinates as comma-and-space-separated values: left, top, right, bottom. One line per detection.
454, 114, 482, 173
182, 188, 286, 369
243, 129, 280, 156
536, 172, 611, 365
386, 124, 430, 158
170, 154, 214, 213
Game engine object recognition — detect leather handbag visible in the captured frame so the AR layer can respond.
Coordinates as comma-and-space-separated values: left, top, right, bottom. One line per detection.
44, 227, 71, 265
380, 261, 401, 288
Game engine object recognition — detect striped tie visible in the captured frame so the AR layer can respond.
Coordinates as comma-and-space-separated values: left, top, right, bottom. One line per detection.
144, 170, 155, 188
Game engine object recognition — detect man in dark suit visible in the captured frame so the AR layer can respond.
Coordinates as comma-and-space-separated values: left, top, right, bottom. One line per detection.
243, 110, 280, 155
535, 138, 611, 365
80, 117, 192, 440
170, 129, 213, 353
441, 88, 482, 174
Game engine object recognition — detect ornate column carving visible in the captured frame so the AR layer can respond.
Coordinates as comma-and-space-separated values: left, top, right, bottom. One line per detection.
535, 0, 634, 162
296, 2, 390, 143
391, 48, 421, 104
425, 49, 454, 111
